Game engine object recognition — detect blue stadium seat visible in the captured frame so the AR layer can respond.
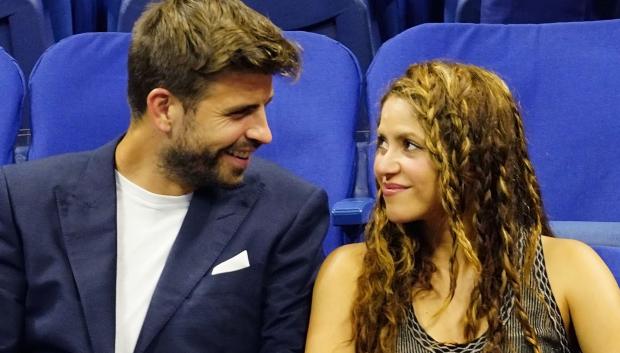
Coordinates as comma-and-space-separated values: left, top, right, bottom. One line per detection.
105, 0, 122, 31
369, 0, 444, 41
0, 47, 24, 165
0, 0, 54, 75
372, 0, 620, 29
255, 31, 362, 254
28, 33, 131, 160
27, 31, 362, 254
445, 0, 480, 22
115, 0, 142, 31
41, 0, 74, 41
370, 0, 482, 39
246, 0, 378, 70
71, 0, 101, 33
116, 0, 379, 70
479, 0, 619, 23
23, 0, 102, 40
365, 20, 620, 223
367, 0, 406, 41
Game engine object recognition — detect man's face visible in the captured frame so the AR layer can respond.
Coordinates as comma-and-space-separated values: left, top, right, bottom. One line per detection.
161, 71, 274, 190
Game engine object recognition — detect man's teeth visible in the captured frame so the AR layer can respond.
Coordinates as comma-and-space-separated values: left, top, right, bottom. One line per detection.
227, 150, 250, 159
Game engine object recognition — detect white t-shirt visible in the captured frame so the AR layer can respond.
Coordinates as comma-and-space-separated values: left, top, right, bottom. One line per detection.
114, 171, 192, 353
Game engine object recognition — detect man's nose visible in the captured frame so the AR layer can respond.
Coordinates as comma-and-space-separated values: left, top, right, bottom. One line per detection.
247, 107, 272, 145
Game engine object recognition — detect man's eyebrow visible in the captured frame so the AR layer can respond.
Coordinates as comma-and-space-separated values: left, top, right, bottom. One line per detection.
222, 104, 260, 115
222, 96, 274, 115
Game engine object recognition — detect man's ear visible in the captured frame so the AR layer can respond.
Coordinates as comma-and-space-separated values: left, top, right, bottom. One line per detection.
145, 88, 180, 133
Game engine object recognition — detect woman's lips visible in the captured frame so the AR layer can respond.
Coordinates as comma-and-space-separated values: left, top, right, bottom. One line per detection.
381, 183, 409, 196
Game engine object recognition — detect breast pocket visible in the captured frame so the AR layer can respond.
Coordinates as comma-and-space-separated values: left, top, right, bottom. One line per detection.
192, 263, 263, 296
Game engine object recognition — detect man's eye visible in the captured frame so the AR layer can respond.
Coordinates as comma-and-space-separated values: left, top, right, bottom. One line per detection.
229, 112, 247, 119
228, 106, 257, 119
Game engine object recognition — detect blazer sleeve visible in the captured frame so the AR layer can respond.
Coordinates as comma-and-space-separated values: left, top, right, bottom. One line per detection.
259, 187, 329, 353
0, 168, 26, 352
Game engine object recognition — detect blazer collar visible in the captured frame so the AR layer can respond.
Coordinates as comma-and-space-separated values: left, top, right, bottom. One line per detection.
56, 138, 265, 353
134, 178, 263, 353
56, 138, 120, 353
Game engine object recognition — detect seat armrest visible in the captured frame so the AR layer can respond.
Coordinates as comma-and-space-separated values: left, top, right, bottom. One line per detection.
550, 221, 620, 247
331, 197, 374, 226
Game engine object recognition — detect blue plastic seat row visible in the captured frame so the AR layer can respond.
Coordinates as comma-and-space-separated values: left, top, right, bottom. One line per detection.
0, 0, 379, 76
116, 0, 379, 71
1, 22, 619, 272
454, 0, 620, 24
4, 0, 620, 77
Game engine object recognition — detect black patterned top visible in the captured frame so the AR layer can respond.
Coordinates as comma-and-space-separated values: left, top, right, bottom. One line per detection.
396, 239, 581, 353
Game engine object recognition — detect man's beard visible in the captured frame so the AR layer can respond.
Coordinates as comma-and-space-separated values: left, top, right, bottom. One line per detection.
160, 143, 243, 191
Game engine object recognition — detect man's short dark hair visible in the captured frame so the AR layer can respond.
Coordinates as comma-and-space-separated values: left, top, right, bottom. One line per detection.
127, 0, 301, 118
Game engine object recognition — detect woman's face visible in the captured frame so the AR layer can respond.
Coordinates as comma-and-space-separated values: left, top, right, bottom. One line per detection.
374, 96, 444, 224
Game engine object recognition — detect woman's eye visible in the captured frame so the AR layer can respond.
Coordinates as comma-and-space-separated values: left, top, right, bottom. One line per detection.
376, 138, 388, 151
405, 140, 419, 152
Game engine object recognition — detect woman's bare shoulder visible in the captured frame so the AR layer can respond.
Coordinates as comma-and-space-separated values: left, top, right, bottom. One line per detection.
540, 235, 609, 284
541, 235, 619, 307
542, 234, 582, 252
541, 235, 600, 266
308, 243, 367, 332
319, 242, 367, 282
306, 245, 365, 352
541, 237, 620, 352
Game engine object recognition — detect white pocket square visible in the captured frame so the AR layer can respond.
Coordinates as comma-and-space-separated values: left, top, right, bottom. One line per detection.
211, 250, 250, 275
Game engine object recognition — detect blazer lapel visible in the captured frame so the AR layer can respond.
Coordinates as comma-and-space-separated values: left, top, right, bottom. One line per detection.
134, 179, 264, 353
56, 140, 119, 353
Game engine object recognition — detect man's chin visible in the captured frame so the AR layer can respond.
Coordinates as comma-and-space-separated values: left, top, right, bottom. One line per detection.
214, 167, 246, 189
174, 160, 247, 190
216, 176, 244, 189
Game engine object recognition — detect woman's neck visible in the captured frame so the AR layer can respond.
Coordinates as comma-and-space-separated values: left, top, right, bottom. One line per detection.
420, 215, 477, 273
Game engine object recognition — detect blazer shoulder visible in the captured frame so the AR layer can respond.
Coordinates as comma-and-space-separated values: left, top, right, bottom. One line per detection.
2, 137, 119, 185
249, 157, 324, 196
2, 150, 96, 192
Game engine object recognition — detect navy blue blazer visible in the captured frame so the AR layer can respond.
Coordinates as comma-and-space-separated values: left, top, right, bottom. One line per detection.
0, 139, 329, 353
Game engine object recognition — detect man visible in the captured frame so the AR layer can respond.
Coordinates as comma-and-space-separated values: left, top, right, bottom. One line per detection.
0, 1, 328, 352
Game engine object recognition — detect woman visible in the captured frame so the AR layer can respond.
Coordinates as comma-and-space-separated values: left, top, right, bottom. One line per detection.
305, 61, 620, 353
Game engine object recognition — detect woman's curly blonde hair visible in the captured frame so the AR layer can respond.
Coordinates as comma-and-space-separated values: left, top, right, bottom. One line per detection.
352, 61, 553, 353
